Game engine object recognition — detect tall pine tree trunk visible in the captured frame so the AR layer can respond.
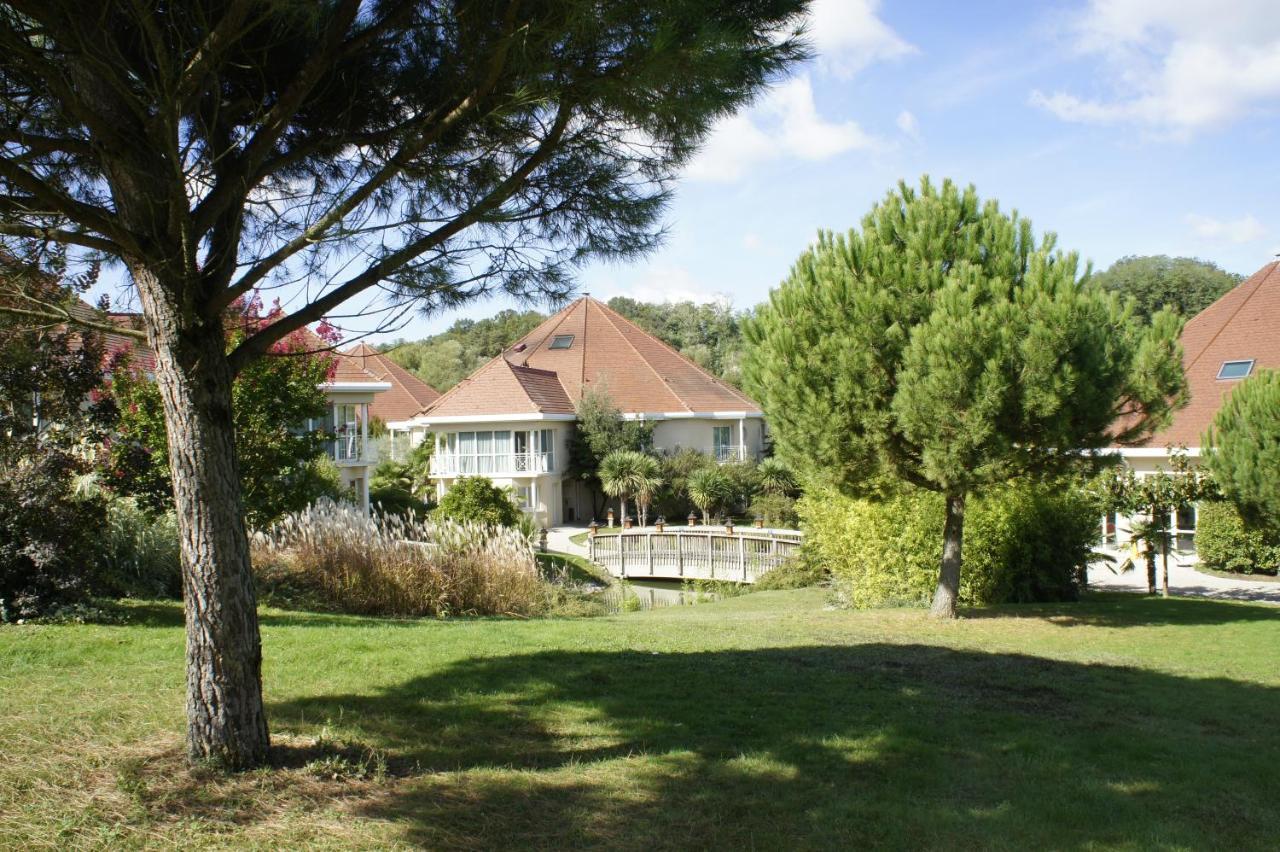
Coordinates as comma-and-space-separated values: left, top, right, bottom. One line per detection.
135, 269, 270, 769
930, 493, 966, 619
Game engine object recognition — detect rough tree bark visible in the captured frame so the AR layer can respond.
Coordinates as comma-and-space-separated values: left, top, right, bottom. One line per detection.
133, 267, 270, 769
931, 493, 966, 619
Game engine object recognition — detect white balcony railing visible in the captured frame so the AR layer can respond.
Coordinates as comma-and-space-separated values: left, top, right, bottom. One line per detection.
653, 445, 753, 463
430, 451, 552, 477
332, 434, 366, 464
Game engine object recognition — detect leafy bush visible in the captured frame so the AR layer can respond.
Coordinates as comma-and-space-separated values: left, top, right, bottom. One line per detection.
94, 497, 182, 599
749, 493, 799, 528
1196, 501, 1280, 575
252, 500, 544, 616
802, 480, 1098, 609
0, 453, 106, 621
434, 476, 522, 527
753, 551, 827, 589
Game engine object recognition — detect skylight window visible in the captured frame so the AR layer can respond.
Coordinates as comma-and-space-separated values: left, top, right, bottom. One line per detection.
549, 334, 575, 350
1217, 360, 1255, 380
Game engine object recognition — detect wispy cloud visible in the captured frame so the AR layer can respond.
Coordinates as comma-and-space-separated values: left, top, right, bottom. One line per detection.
686, 75, 877, 182
1031, 0, 1280, 135
808, 0, 917, 79
1186, 213, 1267, 245
896, 109, 920, 140
685, 0, 910, 183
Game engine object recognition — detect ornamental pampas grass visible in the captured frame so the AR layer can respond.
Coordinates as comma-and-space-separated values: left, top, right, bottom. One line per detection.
252, 500, 542, 617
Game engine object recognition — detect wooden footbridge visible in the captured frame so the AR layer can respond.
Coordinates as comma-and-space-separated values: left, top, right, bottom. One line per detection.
587, 529, 802, 584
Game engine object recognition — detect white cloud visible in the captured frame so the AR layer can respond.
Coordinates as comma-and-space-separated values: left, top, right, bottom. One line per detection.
742, 232, 762, 250
1186, 213, 1267, 245
1032, 1, 1280, 134
808, 0, 916, 79
686, 75, 876, 182
602, 265, 731, 307
896, 109, 920, 140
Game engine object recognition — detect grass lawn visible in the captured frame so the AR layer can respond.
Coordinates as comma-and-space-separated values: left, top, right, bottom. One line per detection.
3, 591, 1280, 849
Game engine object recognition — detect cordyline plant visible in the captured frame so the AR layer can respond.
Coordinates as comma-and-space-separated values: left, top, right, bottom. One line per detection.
744, 177, 1187, 618
0, 1, 809, 768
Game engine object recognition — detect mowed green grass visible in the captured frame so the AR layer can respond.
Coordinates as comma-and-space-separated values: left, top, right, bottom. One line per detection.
2, 591, 1279, 850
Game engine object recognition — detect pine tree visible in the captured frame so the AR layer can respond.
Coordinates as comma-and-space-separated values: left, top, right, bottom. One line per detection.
0, 1, 807, 768
743, 177, 1187, 617
1206, 370, 1280, 525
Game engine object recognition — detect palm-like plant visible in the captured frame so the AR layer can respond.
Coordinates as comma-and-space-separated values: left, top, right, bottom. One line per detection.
757, 457, 798, 497
687, 466, 731, 525
599, 450, 649, 526
633, 454, 664, 527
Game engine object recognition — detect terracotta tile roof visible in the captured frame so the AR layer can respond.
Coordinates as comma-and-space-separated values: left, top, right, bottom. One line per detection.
423, 355, 575, 417
1132, 260, 1280, 450
419, 296, 760, 419
342, 342, 441, 422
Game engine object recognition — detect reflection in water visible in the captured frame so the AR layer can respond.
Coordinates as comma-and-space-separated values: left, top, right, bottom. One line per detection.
598, 579, 746, 612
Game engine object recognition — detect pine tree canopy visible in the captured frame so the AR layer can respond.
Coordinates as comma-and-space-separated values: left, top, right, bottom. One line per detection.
1206, 369, 1280, 526
742, 176, 1188, 500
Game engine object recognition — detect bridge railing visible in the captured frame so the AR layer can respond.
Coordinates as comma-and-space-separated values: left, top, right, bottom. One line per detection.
587, 529, 802, 584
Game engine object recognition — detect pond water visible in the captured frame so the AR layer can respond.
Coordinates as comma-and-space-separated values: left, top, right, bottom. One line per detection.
597, 578, 744, 612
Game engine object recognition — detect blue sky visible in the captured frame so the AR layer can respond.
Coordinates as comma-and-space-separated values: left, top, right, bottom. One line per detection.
94, 1, 1280, 342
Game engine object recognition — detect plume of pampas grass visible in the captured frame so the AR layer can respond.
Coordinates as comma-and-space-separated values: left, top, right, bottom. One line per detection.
252, 500, 542, 617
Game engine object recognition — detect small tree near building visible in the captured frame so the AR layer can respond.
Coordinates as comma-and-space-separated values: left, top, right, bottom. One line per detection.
103, 297, 339, 528
1097, 451, 1217, 596
687, 466, 732, 525
568, 388, 654, 519
744, 177, 1187, 618
1205, 370, 1280, 527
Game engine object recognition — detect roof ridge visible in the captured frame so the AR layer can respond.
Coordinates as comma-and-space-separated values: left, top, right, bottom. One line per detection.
590, 297, 758, 409
589, 297, 691, 412
419, 354, 504, 415
509, 298, 581, 365
1184, 261, 1276, 373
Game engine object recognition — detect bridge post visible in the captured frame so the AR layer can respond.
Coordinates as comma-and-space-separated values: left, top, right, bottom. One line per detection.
646, 533, 654, 576
707, 533, 714, 579
619, 533, 626, 578
676, 533, 684, 577
739, 534, 747, 582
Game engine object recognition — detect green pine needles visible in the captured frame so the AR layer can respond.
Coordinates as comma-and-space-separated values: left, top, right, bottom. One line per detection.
1206, 369, 1280, 526
743, 176, 1187, 617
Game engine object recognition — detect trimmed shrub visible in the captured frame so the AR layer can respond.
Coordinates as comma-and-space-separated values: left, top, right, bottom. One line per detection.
252, 499, 544, 616
1196, 501, 1280, 576
434, 476, 522, 527
801, 480, 1098, 609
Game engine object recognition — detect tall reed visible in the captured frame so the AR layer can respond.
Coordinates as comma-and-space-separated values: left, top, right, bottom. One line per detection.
251, 500, 543, 616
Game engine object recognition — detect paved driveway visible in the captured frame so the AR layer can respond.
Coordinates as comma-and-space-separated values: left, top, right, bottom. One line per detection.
1088, 554, 1280, 605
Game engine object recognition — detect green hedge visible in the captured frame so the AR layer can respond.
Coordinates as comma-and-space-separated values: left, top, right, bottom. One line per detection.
1196, 501, 1280, 575
799, 481, 1098, 608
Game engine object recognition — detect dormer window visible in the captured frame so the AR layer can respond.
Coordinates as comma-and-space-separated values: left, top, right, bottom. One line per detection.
1217, 360, 1255, 380
549, 334, 575, 350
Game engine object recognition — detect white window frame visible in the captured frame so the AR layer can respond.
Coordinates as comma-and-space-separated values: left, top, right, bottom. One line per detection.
1217, 359, 1255, 380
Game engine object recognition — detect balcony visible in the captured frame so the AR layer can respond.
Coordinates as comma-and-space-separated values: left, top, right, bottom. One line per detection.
331, 434, 369, 465
430, 451, 553, 477
655, 445, 754, 463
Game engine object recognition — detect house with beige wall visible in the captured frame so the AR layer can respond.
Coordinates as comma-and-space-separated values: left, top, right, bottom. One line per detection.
1104, 259, 1280, 558
398, 296, 766, 527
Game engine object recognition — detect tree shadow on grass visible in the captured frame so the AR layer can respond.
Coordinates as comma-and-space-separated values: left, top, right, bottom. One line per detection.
963, 592, 1280, 628
270, 643, 1280, 850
